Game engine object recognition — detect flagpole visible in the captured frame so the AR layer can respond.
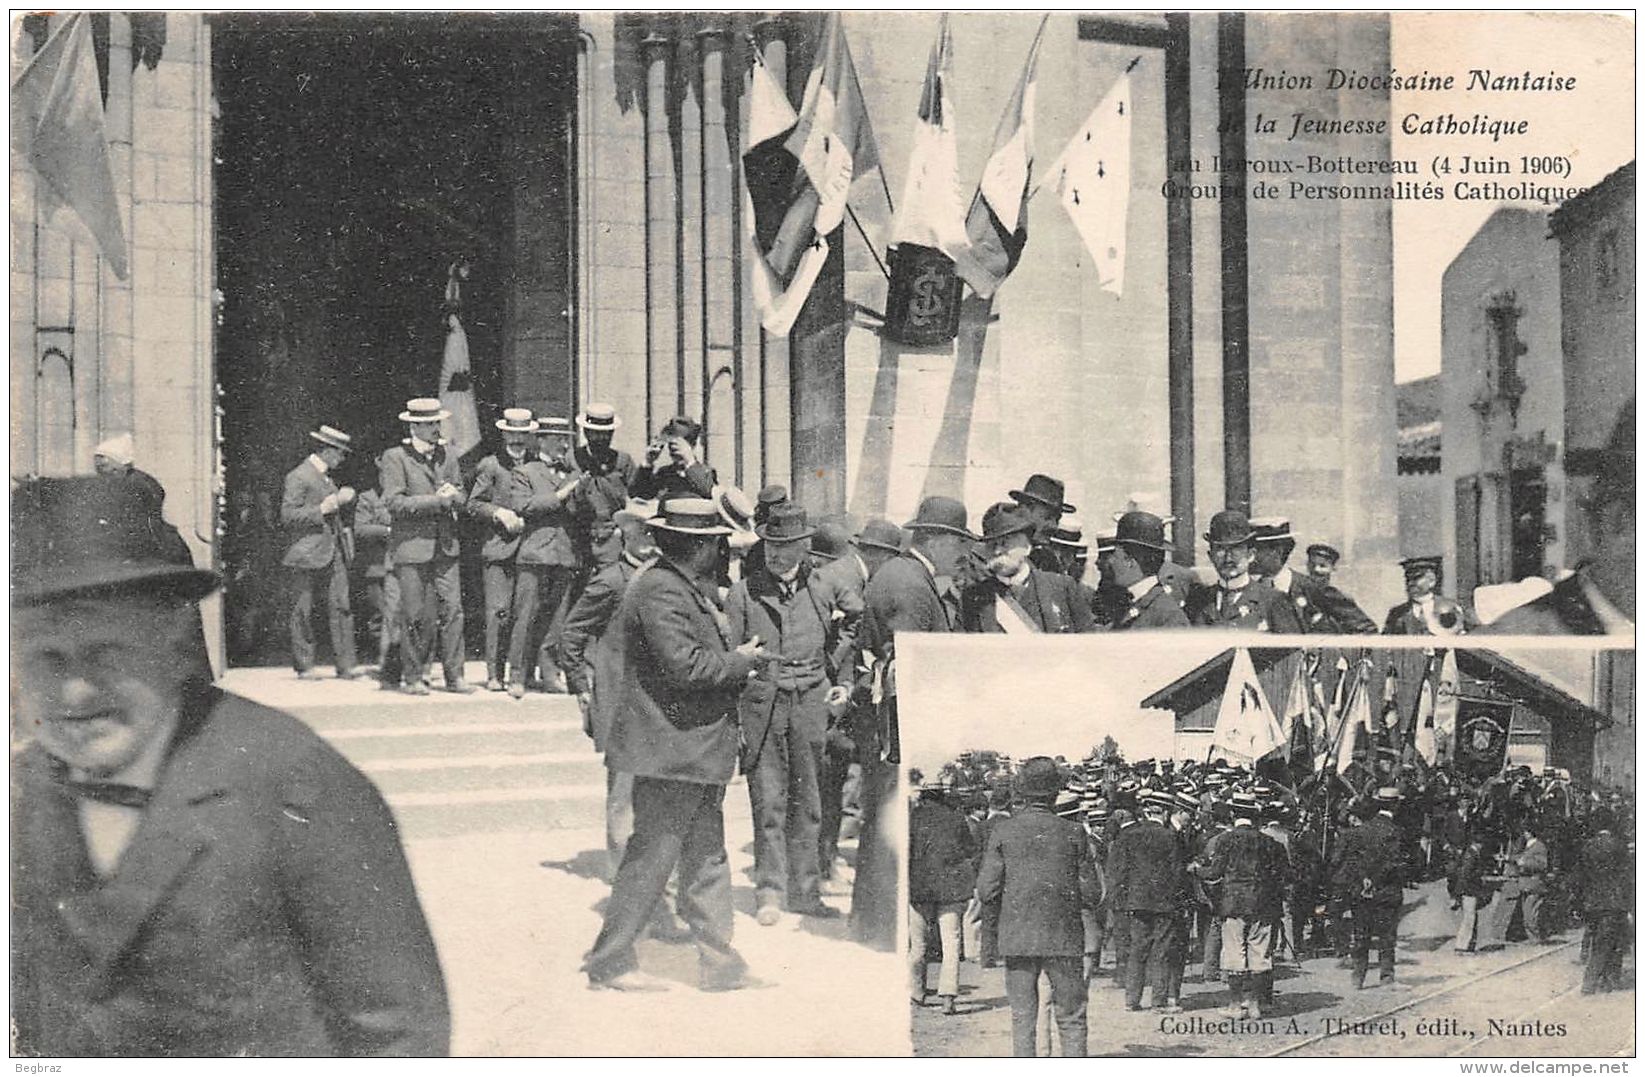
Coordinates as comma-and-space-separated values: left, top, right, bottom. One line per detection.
844, 207, 891, 282
9, 11, 76, 88
1027, 55, 1144, 203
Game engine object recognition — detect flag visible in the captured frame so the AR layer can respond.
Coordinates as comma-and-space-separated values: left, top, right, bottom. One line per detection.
1314, 656, 1351, 772
1412, 650, 1439, 765
438, 265, 482, 457
1327, 659, 1372, 775
742, 15, 881, 337
953, 14, 1047, 297
11, 13, 128, 279
1281, 654, 1314, 769
1432, 649, 1460, 765
1050, 72, 1131, 293
1209, 649, 1285, 766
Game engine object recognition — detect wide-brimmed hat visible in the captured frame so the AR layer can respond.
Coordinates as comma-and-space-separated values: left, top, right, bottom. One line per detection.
308, 424, 353, 453
854, 518, 905, 553
1373, 785, 1402, 805
757, 502, 816, 544
1306, 542, 1341, 563
536, 415, 573, 436
1115, 511, 1171, 552
811, 517, 851, 561
647, 497, 732, 535
1016, 756, 1062, 799
400, 397, 451, 423
1203, 509, 1254, 546
1251, 517, 1293, 544
979, 501, 1036, 544
904, 496, 977, 540
1009, 473, 1075, 514
712, 485, 756, 532
576, 402, 622, 432
495, 408, 538, 433
12, 476, 220, 604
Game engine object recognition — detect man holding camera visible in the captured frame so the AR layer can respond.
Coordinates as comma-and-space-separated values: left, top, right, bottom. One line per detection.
632, 417, 716, 502
281, 424, 359, 679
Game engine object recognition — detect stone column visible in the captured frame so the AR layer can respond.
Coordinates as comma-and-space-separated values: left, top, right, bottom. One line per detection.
754, 16, 791, 492
677, 34, 704, 426
699, 25, 739, 481
642, 32, 678, 437
102, 14, 136, 441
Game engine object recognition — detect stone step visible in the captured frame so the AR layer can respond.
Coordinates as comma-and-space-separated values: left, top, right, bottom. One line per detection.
365, 751, 607, 796
316, 721, 594, 763
285, 694, 584, 733
386, 786, 609, 840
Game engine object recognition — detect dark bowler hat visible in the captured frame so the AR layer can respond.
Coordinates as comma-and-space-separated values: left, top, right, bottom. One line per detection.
904, 496, 978, 540
12, 476, 220, 605
1009, 473, 1075, 514
811, 516, 851, 561
1204, 509, 1255, 546
1250, 517, 1293, 543
1115, 511, 1171, 552
1400, 555, 1442, 577
308, 424, 353, 453
757, 502, 816, 543
979, 501, 1036, 543
754, 484, 789, 526
854, 517, 905, 553
1306, 543, 1342, 563
647, 497, 733, 535
1016, 756, 1062, 799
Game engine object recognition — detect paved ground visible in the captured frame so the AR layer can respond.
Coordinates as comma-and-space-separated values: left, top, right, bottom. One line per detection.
224, 664, 907, 1056
912, 879, 1635, 1058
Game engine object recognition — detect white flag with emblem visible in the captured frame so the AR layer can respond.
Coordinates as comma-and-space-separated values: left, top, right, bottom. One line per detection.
1209, 649, 1284, 765
1051, 73, 1131, 294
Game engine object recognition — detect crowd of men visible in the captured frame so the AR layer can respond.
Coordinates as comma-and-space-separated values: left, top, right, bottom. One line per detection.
910, 753, 1634, 1057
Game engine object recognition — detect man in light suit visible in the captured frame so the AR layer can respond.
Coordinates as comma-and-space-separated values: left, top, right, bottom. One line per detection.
280, 424, 358, 679
11, 476, 448, 1056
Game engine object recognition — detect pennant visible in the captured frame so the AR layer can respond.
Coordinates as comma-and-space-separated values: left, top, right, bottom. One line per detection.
1412, 650, 1439, 765
438, 267, 481, 457
1432, 649, 1460, 765
1052, 72, 1131, 293
11, 13, 128, 278
1209, 649, 1285, 766
953, 14, 1047, 297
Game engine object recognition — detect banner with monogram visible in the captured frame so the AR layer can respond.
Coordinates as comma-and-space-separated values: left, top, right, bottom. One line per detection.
1454, 697, 1514, 781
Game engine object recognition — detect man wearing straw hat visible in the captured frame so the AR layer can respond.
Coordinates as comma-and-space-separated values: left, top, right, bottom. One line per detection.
381, 397, 474, 695
568, 402, 637, 569
469, 407, 536, 690
280, 423, 359, 680
507, 415, 584, 697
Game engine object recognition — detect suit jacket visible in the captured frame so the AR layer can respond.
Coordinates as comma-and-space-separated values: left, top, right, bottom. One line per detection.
630, 459, 716, 501
1272, 569, 1377, 634
961, 567, 1094, 634
512, 457, 582, 567
813, 552, 872, 677
381, 442, 468, 565
1330, 813, 1405, 904
862, 553, 959, 666
1108, 818, 1185, 914
603, 558, 758, 785
1203, 822, 1287, 919
352, 489, 392, 579
1579, 831, 1632, 913
280, 458, 345, 570
1185, 577, 1303, 632
559, 556, 647, 751
909, 796, 979, 905
468, 453, 525, 562
1383, 596, 1476, 635
1480, 574, 1611, 636
977, 805, 1100, 956
1110, 580, 1190, 630
10, 687, 448, 1057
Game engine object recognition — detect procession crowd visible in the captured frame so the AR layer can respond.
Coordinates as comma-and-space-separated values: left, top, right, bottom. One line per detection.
909, 753, 1635, 1056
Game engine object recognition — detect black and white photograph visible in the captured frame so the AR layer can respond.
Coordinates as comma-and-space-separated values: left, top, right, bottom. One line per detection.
8, 7, 1635, 1062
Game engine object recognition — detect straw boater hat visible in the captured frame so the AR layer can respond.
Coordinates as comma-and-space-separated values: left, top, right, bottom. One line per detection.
308, 425, 353, 453
577, 402, 621, 432
712, 485, 756, 533
1250, 517, 1293, 545
495, 408, 538, 433
1046, 517, 1088, 550
94, 432, 137, 467
648, 497, 732, 535
613, 498, 657, 525
400, 397, 451, 423
536, 416, 573, 436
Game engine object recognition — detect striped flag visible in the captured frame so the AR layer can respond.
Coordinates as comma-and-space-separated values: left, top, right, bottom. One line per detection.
438, 265, 482, 458
1412, 650, 1439, 765
953, 14, 1048, 297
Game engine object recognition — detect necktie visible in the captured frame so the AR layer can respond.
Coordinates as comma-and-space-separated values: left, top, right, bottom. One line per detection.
64, 780, 152, 810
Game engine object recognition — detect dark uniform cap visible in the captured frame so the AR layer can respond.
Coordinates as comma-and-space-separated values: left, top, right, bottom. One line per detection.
1400, 555, 1443, 577
1306, 543, 1342, 563
810, 517, 852, 561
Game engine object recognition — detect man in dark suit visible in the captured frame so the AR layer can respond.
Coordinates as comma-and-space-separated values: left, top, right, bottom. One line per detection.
381, 398, 475, 695
1578, 807, 1631, 994
976, 758, 1099, 1057
1186, 510, 1303, 631
1383, 556, 1476, 636
582, 498, 768, 992
1251, 518, 1377, 633
1197, 792, 1287, 1017
468, 407, 535, 690
11, 476, 448, 1056
567, 403, 637, 569
631, 416, 717, 502
962, 502, 1093, 634
1104, 511, 1190, 630
1109, 791, 1187, 1011
1010, 473, 1075, 574
1331, 787, 1407, 988
506, 416, 584, 698
280, 424, 359, 679
909, 778, 978, 1015
853, 496, 975, 950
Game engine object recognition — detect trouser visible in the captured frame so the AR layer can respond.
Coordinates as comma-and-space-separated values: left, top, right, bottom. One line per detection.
288, 560, 356, 674
1125, 910, 1174, 1008
982, 898, 1003, 967
508, 564, 577, 686
365, 574, 402, 678
1351, 899, 1400, 985
962, 897, 982, 960
583, 777, 744, 987
1112, 910, 1133, 979
606, 769, 637, 877
1199, 908, 1222, 980
1454, 894, 1480, 951
482, 560, 518, 682
747, 685, 827, 910
909, 901, 964, 1000
1582, 911, 1629, 993
397, 557, 464, 686
1165, 910, 1190, 1001
1221, 915, 1274, 974
817, 738, 854, 878
850, 755, 901, 951
1005, 956, 1087, 1058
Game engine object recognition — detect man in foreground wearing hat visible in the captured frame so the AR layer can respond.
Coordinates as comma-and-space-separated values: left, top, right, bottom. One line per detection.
506, 416, 584, 698
568, 402, 637, 568
1186, 510, 1303, 632
1108, 790, 1187, 1012
976, 758, 1099, 1056
11, 477, 448, 1055
962, 503, 1093, 634
583, 498, 769, 992
1103, 511, 1189, 630
281, 424, 359, 680
469, 408, 536, 689
909, 775, 978, 1016
1195, 791, 1287, 1017
1330, 786, 1407, 989
93, 430, 169, 512
725, 502, 863, 924
1383, 556, 1475, 636
382, 398, 475, 694
1009, 473, 1075, 574
1250, 518, 1377, 634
